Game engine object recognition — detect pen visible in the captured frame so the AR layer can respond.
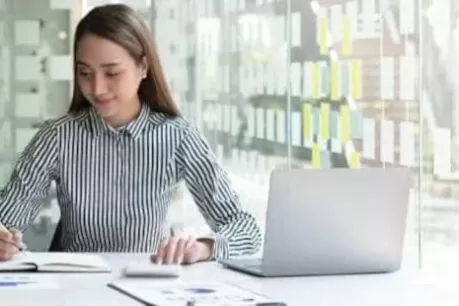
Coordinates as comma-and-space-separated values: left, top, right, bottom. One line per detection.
0, 223, 26, 252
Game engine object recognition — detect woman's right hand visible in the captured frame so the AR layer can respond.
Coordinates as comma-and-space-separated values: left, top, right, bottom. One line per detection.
0, 227, 23, 261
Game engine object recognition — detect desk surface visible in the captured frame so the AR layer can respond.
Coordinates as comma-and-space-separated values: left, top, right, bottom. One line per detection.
1, 253, 458, 306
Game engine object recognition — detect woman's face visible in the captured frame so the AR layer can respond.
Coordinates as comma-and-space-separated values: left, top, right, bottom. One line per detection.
75, 34, 146, 125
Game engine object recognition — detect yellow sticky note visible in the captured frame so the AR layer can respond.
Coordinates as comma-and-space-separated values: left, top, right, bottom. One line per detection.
303, 103, 312, 140
350, 59, 362, 99
312, 143, 321, 168
342, 17, 352, 55
349, 151, 361, 168
320, 103, 330, 140
340, 105, 350, 144
318, 18, 328, 55
330, 61, 340, 101
312, 62, 321, 98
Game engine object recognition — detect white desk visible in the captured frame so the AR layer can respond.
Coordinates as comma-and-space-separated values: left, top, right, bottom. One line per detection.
1, 253, 459, 306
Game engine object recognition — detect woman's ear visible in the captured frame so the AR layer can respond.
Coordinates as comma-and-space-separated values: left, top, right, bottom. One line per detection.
141, 56, 148, 78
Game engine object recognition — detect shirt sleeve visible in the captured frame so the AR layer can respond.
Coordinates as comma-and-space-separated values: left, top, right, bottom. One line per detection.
0, 122, 58, 231
176, 126, 262, 260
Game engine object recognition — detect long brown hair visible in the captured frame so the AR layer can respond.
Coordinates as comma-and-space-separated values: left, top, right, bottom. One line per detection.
68, 4, 181, 117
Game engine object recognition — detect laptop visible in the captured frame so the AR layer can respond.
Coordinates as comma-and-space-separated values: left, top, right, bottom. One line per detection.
220, 167, 412, 277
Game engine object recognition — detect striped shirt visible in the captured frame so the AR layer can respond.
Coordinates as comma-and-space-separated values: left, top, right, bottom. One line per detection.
0, 104, 262, 259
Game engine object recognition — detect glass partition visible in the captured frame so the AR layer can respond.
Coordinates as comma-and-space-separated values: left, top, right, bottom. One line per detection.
0, 0, 458, 269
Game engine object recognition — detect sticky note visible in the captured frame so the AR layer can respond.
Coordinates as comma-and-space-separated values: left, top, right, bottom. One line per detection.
381, 57, 395, 100
207, 103, 216, 130
247, 106, 255, 137
341, 61, 349, 98
302, 62, 312, 98
362, 117, 375, 159
266, 62, 275, 95
231, 106, 238, 136
266, 109, 275, 141
223, 104, 231, 132
231, 24, 237, 52
292, 112, 302, 146
312, 62, 321, 98
313, 107, 320, 136
400, 121, 415, 166
399, 56, 415, 100
291, 62, 301, 97
330, 110, 339, 139
291, 12, 301, 47
239, 0, 246, 11
399, 0, 415, 34
321, 62, 330, 97
275, 64, 287, 96
351, 110, 363, 139
320, 103, 330, 141
15, 56, 41, 81
349, 151, 361, 168
318, 18, 328, 55
256, 108, 265, 139
248, 64, 256, 96
330, 4, 342, 43
216, 145, 224, 163
15, 93, 42, 118
50, 0, 73, 9
346, 1, 358, 35
231, 149, 240, 165
331, 138, 342, 153
350, 59, 362, 99
14, 20, 40, 45
339, 105, 350, 144
49, 55, 73, 81
255, 63, 264, 95
276, 110, 286, 143
342, 17, 352, 55
321, 150, 330, 168
330, 61, 340, 100
312, 143, 321, 168
381, 119, 395, 163
434, 127, 452, 176
303, 104, 312, 140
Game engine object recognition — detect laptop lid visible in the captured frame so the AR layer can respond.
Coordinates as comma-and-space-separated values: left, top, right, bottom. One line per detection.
260, 167, 412, 276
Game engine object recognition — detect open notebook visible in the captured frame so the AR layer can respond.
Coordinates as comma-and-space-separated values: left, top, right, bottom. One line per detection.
0, 252, 111, 273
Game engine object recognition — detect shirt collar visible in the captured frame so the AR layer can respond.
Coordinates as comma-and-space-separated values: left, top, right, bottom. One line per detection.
89, 103, 151, 139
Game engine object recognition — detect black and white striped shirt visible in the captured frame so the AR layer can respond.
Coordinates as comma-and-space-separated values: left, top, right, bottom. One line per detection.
0, 104, 262, 259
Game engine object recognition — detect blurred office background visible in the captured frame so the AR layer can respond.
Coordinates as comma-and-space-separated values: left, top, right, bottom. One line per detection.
0, 0, 458, 268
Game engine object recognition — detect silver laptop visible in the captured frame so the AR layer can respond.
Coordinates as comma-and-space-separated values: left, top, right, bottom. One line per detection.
220, 167, 412, 277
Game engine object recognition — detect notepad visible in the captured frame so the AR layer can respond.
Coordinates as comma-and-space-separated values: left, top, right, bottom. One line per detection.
0, 252, 111, 273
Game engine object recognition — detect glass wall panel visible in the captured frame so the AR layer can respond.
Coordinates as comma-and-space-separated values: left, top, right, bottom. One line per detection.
418, 0, 459, 268
0, 0, 458, 268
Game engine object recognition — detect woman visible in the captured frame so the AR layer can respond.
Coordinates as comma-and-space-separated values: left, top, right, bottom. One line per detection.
0, 4, 261, 264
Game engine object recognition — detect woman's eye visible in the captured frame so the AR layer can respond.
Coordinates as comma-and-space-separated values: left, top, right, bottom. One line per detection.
78, 71, 91, 77
106, 72, 119, 77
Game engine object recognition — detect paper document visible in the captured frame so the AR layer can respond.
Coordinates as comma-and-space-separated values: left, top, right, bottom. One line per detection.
0, 275, 58, 290
108, 280, 284, 305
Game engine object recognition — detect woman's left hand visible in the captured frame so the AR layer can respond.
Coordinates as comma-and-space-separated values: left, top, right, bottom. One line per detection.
151, 236, 213, 265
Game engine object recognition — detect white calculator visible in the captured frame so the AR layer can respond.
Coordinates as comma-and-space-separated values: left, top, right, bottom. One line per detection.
122, 262, 182, 278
